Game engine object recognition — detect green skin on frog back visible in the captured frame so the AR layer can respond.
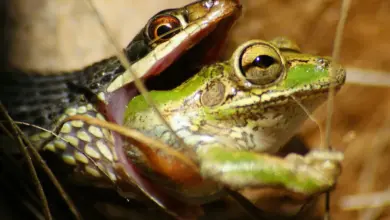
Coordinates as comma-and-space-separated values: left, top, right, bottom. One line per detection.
124, 38, 346, 203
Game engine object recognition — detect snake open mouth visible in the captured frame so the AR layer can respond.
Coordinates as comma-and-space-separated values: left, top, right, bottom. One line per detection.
105, 5, 240, 125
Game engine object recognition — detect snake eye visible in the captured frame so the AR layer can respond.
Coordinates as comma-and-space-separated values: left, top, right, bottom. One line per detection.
237, 42, 284, 86
146, 15, 182, 43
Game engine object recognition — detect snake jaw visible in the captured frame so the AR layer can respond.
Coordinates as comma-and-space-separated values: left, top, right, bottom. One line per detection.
104, 10, 239, 126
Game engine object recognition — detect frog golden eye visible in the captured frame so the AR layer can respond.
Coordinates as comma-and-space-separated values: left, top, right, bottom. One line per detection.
146, 15, 182, 43
237, 42, 284, 85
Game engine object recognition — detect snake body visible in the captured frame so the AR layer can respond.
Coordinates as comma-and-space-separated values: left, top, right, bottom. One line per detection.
0, 31, 151, 136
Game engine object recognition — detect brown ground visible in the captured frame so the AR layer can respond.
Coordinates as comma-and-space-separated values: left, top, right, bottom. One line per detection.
3, 0, 390, 219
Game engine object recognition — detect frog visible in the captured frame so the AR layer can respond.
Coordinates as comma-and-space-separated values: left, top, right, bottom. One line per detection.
122, 37, 346, 206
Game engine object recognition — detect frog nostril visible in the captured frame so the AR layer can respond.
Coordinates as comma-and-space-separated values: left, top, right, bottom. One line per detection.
316, 58, 330, 68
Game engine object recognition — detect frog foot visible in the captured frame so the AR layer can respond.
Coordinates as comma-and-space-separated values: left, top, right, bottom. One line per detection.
285, 149, 344, 194
198, 147, 344, 197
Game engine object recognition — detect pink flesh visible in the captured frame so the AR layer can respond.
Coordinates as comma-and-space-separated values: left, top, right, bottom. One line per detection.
105, 84, 138, 124
105, 20, 217, 124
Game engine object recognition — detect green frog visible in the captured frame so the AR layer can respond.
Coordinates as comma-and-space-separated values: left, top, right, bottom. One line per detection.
123, 38, 346, 205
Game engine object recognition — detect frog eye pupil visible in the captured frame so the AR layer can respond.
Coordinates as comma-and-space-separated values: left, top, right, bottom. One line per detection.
239, 48, 283, 86
252, 55, 275, 68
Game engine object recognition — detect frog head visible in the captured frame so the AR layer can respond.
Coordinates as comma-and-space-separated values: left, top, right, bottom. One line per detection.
194, 38, 346, 152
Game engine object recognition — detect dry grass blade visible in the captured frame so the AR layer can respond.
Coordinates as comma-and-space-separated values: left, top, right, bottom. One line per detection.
0, 145, 44, 220
291, 95, 324, 148
0, 103, 52, 220
27, 145, 83, 220
346, 67, 390, 87
10, 120, 118, 190
0, 111, 82, 219
324, 0, 351, 219
1, 180, 45, 220
63, 115, 199, 173
325, 0, 351, 150
340, 189, 390, 211
149, 26, 183, 45
291, 96, 327, 218
82, 0, 188, 151
0, 121, 14, 138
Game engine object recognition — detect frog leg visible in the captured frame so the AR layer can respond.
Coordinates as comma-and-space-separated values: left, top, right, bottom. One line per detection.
197, 145, 343, 197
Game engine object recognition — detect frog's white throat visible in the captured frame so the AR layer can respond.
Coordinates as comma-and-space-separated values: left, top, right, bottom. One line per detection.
244, 95, 327, 153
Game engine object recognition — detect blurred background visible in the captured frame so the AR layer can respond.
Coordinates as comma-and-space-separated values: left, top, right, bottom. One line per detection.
2, 0, 390, 219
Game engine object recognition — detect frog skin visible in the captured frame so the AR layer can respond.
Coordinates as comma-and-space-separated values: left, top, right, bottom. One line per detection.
123, 38, 346, 204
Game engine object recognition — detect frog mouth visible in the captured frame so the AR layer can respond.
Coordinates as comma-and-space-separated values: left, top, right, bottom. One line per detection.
258, 81, 345, 110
